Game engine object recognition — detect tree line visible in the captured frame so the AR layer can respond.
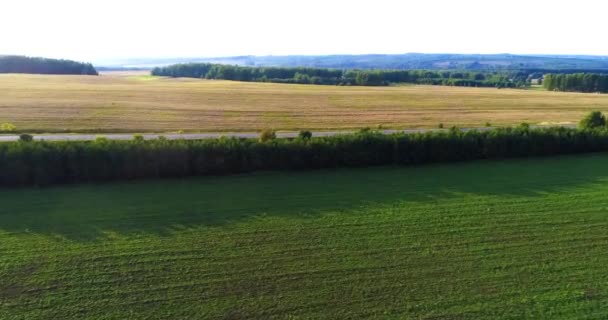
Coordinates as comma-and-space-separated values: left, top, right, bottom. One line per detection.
543, 73, 608, 93
0, 56, 98, 75
151, 63, 523, 88
3, 125, 608, 187
160, 54, 608, 72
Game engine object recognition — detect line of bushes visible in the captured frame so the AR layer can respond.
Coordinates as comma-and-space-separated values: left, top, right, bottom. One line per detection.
2, 125, 608, 187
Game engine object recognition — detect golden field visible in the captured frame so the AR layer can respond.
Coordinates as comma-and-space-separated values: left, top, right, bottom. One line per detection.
1, 73, 608, 132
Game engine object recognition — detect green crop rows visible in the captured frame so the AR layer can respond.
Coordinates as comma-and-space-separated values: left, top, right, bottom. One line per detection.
2, 154, 608, 319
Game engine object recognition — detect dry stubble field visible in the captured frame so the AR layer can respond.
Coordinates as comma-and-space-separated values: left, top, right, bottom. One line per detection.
1, 73, 608, 133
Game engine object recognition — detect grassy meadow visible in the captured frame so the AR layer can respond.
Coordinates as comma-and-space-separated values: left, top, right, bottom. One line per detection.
2, 153, 608, 319
1, 73, 608, 132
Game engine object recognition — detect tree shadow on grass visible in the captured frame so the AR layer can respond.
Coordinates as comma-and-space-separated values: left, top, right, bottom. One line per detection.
1, 153, 608, 241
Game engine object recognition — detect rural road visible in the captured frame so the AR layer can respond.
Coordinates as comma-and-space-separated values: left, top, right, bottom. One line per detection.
0, 125, 575, 142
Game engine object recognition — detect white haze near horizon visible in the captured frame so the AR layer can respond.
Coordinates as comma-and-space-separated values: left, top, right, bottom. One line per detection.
2, 0, 607, 64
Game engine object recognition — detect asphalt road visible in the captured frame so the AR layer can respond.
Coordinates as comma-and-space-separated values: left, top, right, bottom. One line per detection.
0, 126, 574, 142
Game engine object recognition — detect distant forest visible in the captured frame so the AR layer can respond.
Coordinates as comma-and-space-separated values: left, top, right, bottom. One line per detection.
214, 54, 608, 71
0, 56, 98, 75
543, 73, 608, 93
152, 63, 529, 88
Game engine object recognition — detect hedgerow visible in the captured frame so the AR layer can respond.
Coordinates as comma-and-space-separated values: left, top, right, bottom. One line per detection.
1, 126, 608, 187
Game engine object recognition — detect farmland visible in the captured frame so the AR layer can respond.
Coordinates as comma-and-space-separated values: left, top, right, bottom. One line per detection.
2, 153, 608, 319
2, 73, 608, 133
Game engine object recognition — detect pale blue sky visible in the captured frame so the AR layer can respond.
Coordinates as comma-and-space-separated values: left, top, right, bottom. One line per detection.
2, 0, 607, 63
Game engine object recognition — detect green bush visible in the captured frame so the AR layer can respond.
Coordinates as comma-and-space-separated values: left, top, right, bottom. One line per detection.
133, 134, 144, 142
19, 134, 33, 142
438, 123, 444, 129
259, 129, 276, 142
0, 123, 16, 132
95, 136, 109, 143
298, 130, 312, 140
579, 111, 606, 129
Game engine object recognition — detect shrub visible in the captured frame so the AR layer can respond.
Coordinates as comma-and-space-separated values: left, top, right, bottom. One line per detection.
0, 123, 16, 132
579, 111, 606, 129
438, 123, 444, 129
259, 129, 276, 142
19, 134, 33, 142
95, 136, 109, 143
485, 122, 492, 127
298, 130, 312, 140
133, 134, 144, 142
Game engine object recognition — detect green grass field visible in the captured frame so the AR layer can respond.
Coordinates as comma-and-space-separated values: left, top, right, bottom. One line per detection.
2, 154, 608, 319
1, 73, 608, 133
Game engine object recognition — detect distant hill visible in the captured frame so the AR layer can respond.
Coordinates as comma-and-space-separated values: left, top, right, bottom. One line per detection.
0, 55, 98, 75
97, 54, 608, 72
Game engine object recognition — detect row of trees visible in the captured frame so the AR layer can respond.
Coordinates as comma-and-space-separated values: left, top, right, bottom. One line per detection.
3, 125, 608, 187
0, 56, 98, 75
151, 63, 521, 87
543, 73, 608, 93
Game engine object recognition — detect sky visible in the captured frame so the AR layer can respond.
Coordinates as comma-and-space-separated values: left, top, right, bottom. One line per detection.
2, 0, 607, 63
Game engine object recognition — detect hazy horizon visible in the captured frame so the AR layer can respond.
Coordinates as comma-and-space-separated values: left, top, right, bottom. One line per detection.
4, 0, 608, 63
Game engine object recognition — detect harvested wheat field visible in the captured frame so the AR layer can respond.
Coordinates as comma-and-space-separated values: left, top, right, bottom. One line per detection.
1, 73, 608, 132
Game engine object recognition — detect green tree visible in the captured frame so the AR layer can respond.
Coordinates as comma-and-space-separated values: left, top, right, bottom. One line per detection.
298, 130, 312, 140
259, 129, 276, 142
579, 111, 606, 129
